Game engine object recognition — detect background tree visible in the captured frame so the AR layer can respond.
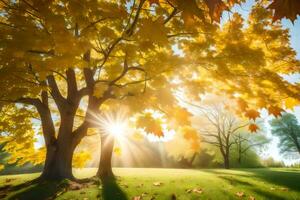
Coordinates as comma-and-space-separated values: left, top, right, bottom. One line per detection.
192, 102, 249, 169
270, 113, 300, 156
233, 132, 269, 165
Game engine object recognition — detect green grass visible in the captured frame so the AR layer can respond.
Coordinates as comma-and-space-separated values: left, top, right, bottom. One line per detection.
0, 168, 300, 200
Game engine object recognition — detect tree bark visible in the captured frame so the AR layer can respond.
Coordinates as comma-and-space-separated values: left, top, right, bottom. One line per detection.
224, 154, 230, 169
40, 140, 75, 180
97, 133, 115, 180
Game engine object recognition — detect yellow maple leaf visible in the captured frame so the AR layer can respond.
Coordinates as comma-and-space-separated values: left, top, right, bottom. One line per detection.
113, 147, 122, 156
136, 112, 164, 137
285, 97, 300, 110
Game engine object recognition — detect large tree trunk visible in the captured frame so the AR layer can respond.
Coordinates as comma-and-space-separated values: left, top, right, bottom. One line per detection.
40, 139, 75, 181
97, 133, 115, 180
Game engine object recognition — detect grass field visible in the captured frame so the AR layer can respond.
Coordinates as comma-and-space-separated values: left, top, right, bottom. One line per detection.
0, 168, 300, 200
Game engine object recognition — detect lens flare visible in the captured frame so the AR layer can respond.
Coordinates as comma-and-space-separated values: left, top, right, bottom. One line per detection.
97, 109, 129, 139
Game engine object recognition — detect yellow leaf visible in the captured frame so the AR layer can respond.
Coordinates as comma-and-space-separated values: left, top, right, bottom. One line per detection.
138, 18, 169, 45
136, 112, 164, 137
285, 98, 300, 110
93, 83, 108, 98
113, 147, 121, 156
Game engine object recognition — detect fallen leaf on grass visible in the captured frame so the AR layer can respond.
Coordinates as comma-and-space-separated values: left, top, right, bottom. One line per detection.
249, 196, 255, 200
192, 188, 203, 194
235, 191, 245, 198
133, 196, 142, 200
153, 182, 162, 186
186, 188, 203, 194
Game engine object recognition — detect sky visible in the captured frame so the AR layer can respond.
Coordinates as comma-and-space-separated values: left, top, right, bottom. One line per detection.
229, 0, 300, 165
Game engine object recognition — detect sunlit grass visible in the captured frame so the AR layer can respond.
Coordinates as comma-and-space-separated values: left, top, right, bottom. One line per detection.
1, 168, 300, 200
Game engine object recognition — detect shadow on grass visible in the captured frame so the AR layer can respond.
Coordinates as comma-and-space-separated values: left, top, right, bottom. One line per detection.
205, 168, 300, 193
218, 175, 253, 186
101, 178, 128, 200
251, 188, 285, 200
0, 179, 67, 200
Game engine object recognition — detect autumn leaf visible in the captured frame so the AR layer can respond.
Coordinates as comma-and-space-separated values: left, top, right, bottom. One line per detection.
248, 123, 259, 133
192, 188, 203, 194
237, 98, 248, 111
284, 97, 300, 110
93, 82, 108, 98
268, 106, 284, 118
182, 127, 198, 141
153, 182, 162, 186
172, 107, 192, 126
190, 141, 200, 151
204, 0, 228, 22
235, 191, 245, 198
136, 112, 164, 137
268, 0, 300, 22
113, 147, 122, 156
138, 18, 169, 45
245, 109, 260, 121
133, 196, 142, 200
173, 0, 205, 27
249, 196, 256, 200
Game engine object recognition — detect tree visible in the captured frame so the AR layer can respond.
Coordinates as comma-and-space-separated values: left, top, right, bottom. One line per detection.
270, 113, 300, 156
0, 0, 299, 181
233, 132, 269, 165
192, 102, 249, 169
0, 0, 250, 181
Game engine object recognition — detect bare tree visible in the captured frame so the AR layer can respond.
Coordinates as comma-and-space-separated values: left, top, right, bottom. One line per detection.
188, 102, 248, 169
233, 132, 269, 165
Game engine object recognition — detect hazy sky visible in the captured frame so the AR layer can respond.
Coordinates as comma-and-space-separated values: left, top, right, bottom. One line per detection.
230, 1, 300, 165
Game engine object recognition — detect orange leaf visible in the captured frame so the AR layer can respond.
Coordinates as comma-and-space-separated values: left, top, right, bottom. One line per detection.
245, 109, 260, 121
248, 124, 259, 133
190, 141, 200, 151
204, 0, 228, 22
268, 0, 300, 22
237, 98, 248, 111
268, 106, 284, 118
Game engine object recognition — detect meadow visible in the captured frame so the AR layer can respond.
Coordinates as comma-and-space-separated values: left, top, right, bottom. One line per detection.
0, 168, 300, 200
